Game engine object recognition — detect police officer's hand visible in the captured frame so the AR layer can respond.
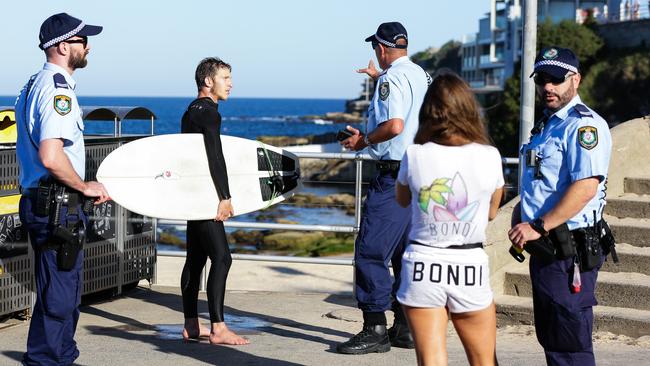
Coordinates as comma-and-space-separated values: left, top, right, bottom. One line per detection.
83, 181, 110, 204
508, 222, 541, 249
339, 125, 365, 151
216, 199, 234, 222
357, 60, 380, 80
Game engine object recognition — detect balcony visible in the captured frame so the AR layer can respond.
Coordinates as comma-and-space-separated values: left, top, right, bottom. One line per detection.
479, 55, 505, 68
461, 33, 477, 44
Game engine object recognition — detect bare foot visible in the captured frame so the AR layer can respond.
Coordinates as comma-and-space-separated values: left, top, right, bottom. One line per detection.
209, 323, 249, 345
182, 318, 210, 341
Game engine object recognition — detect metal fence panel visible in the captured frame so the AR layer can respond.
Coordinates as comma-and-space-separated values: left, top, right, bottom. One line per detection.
0, 150, 19, 197
0, 149, 30, 317
0, 137, 156, 317
122, 231, 156, 286
0, 254, 31, 317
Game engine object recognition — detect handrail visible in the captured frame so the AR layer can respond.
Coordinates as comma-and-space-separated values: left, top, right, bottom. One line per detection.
157, 219, 356, 233
159, 250, 353, 265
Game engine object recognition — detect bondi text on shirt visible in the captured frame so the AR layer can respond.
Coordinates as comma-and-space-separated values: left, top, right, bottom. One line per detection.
412, 261, 485, 286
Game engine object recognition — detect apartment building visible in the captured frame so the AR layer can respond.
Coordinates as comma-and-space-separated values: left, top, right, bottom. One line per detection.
461, 0, 608, 93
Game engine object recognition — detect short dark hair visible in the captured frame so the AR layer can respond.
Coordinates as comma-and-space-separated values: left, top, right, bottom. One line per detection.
195, 57, 231, 90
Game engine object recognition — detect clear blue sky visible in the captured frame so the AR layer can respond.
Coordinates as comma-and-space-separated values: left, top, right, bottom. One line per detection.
1, 0, 489, 99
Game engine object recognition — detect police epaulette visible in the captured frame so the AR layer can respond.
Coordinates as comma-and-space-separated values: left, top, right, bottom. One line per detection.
573, 104, 593, 118
53, 73, 70, 89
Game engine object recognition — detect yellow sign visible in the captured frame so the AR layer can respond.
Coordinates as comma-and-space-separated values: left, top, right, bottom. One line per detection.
0, 194, 20, 215
0, 108, 16, 144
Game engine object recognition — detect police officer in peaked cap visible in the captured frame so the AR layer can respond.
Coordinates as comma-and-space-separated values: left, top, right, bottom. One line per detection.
337, 21, 430, 354
15, 12, 109, 366
508, 47, 613, 365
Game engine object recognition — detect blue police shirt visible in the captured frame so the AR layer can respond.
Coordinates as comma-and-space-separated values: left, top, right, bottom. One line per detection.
520, 95, 611, 230
366, 56, 430, 161
15, 63, 86, 189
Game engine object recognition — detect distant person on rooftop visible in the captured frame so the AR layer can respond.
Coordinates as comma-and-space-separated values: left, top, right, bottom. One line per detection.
395, 72, 503, 366
179, 57, 248, 346
337, 21, 430, 355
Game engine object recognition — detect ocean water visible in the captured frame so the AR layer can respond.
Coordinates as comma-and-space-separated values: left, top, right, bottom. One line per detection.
1, 96, 360, 252
1, 96, 360, 138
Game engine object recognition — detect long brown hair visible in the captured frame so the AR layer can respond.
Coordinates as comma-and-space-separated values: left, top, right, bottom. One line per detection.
414, 72, 491, 145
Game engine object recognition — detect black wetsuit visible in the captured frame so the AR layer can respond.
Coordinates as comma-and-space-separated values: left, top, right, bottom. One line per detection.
180, 97, 232, 323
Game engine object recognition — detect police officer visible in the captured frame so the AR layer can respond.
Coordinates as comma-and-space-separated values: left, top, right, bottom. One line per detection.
15, 13, 109, 366
508, 47, 611, 365
337, 22, 430, 354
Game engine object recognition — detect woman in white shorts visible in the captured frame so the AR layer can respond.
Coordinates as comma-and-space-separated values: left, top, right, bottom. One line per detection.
395, 72, 504, 366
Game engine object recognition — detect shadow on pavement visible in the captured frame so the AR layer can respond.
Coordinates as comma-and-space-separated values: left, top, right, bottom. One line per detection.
82, 305, 302, 366
1, 351, 23, 364
81, 287, 355, 361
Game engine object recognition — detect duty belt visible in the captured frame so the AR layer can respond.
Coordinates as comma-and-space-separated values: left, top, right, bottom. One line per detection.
376, 160, 400, 173
22, 187, 85, 205
411, 241, 483, 250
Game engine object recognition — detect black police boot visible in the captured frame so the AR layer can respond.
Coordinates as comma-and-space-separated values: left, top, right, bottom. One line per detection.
389, 306, 415, 349
336, 324, 390, 354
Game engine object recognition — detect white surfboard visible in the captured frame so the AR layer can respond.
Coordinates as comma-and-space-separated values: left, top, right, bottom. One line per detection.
96, 134, 301, 220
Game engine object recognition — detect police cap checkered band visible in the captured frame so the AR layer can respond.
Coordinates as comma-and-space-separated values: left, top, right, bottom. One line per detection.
529, 46, 580, 79
39, 13, 102, 50
365, 22, 408, 49
533, 60, 578, 74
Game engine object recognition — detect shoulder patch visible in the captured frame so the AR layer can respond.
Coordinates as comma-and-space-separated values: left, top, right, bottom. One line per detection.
578, 126, 598, 150
53, 95, 72, 116
53, 73, 69, 89
379, 82, 390, 101
573, 104, 593, 118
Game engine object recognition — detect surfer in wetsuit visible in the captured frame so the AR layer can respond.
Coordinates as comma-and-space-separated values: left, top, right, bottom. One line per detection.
180, 57, 248, 345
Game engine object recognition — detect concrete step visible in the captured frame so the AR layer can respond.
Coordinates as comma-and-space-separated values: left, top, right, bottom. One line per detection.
625, 176, 650, 195
495, 295, 650, 338
503, 267, 650, 310
601, 243, 650, 276
606, 194, 650, 219
605, 215, 650, 248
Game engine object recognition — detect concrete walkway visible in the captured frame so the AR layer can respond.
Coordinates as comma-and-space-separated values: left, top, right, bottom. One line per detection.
1, 285, 649, 366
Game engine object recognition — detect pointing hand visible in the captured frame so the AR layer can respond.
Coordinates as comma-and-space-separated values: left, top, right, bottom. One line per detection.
357, 60, 380, 80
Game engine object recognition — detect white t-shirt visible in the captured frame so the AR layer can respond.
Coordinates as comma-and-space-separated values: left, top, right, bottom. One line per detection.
397, 142, 504, 248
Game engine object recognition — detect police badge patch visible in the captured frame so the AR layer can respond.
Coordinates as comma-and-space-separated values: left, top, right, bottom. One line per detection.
54, 95, 71, 116
578, 126, 598, 150
543, 48, 558, 60
379, 82, 390, 101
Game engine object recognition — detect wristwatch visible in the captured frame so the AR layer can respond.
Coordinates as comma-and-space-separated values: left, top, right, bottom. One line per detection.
530, 217, 549, 236
363, 134, 371, 146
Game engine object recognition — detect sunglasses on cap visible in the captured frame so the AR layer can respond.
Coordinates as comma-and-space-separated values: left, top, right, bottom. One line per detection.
533, 72, 575, 86
61, 36, 88, 48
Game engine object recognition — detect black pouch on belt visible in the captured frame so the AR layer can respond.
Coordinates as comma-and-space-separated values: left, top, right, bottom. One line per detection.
573, 227, 601, 272
548, 223, 576, 259
524, 236, 557, 264
52, 192, 85, 271
52, 222, 85, 271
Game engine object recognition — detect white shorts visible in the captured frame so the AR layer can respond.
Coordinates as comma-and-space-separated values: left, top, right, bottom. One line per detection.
396, 244, 493, 313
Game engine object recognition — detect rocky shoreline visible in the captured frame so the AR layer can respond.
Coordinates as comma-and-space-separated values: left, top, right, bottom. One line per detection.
301, 112, 363, 124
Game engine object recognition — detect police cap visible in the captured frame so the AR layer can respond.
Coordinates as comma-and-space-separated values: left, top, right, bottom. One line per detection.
39, 13, 103, 50
530, 47, 580, 79
365, 22, 408, 49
